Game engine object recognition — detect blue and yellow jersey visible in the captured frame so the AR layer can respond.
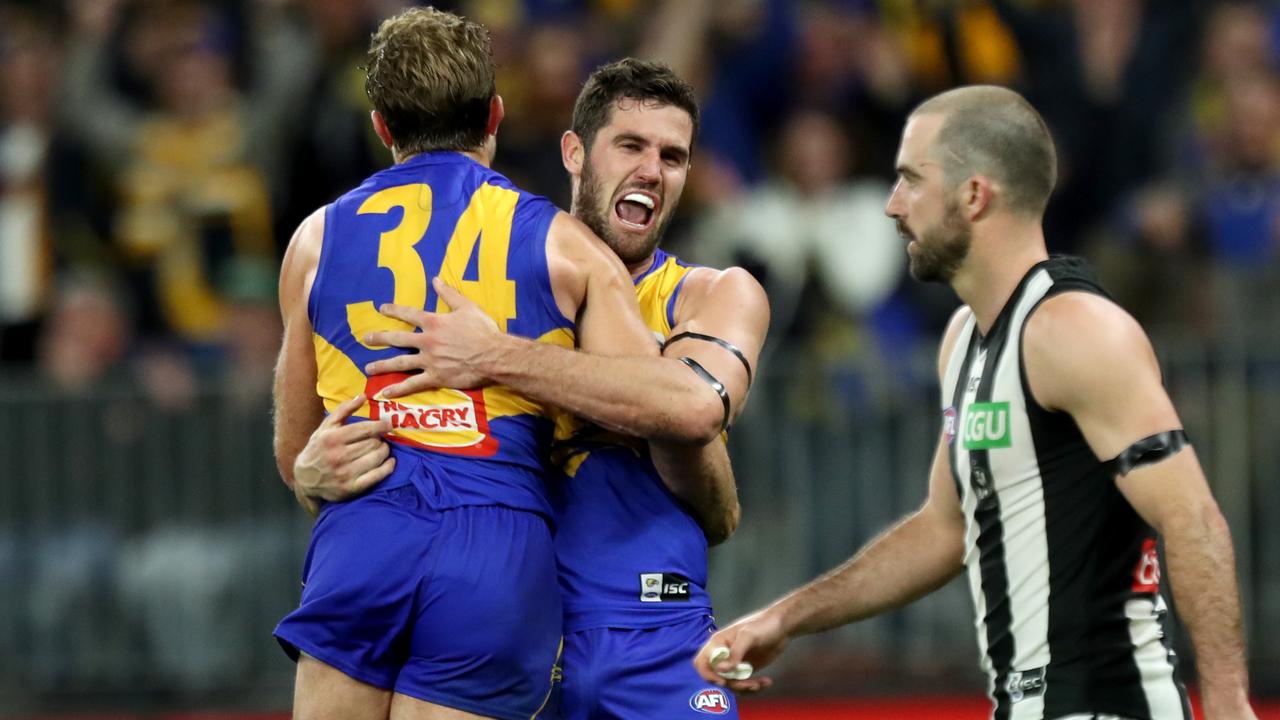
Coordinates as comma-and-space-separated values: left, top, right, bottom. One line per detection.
552, 248, 716, 631
309, 152, 574, 516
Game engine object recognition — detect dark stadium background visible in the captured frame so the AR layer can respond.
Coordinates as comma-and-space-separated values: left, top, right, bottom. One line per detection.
2, 0, 1279, 717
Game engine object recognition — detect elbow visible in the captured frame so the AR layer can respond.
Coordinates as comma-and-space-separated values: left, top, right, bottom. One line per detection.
705, 501, 741, 547
670, 395, 725, 444
273, 440, 295, 490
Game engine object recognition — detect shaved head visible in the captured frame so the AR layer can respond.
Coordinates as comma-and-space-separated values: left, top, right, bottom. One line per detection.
911, 85, 1057, 217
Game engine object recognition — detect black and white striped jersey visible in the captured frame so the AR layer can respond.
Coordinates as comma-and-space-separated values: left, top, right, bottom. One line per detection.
940, 257, 1191, 720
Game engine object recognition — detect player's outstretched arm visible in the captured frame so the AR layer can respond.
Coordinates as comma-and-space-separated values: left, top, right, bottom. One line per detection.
1024, 293, 1257, 720
363, 214, 744, 444
272, 208, 327, 514
648, 267, 770, 545
693, 309, 973, 692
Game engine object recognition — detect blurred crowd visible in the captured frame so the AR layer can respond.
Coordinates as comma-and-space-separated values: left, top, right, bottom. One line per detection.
0, 0, 1278, 409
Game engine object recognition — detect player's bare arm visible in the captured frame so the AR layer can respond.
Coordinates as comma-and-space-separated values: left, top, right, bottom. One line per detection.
647, 266, 769, 545
292, 394, 394, 505
1024, 292, 1257, 720
283, 211, 665, 509
364, 214, 734, 445
693, 308, 972, 692
272, 207, 328, 517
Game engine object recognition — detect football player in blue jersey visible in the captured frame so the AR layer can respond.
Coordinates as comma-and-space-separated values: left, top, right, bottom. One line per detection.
291, 59, 770, 719
272, 11, 681, 720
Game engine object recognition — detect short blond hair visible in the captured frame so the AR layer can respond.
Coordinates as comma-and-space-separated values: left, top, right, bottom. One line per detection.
365, 7, 495, 154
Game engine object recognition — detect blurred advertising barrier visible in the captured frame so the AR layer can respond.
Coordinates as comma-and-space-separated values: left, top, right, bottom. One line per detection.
0, 336, 1277, 712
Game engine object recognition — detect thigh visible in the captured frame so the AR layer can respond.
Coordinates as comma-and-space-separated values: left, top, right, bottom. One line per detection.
396, 506, 564, 720
275, 484, 441, 690
390, 691, 493, 720
575, 616, 738, 720
292, 653, 392, 720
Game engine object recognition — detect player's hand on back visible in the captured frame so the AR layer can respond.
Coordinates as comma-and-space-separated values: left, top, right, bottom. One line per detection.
294, 394, 395, 508
693, 609, 787, 694
362, 278, 499, 398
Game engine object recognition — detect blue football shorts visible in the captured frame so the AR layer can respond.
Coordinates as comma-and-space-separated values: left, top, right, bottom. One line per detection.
560, 615, 738, 719
274, 480, 563, 720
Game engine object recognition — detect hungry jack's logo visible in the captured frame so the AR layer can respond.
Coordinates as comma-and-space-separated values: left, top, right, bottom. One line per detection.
365, 373, 498, 456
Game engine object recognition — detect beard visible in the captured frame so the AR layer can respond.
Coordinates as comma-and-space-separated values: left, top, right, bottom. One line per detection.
902, 199, 972, 283
575, 161, 677, 266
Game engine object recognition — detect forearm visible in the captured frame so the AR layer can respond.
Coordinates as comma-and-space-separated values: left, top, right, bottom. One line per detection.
649, 438, 739, 545
1162, 503, 1250, 705
481, 335, 724, 443
769, 508, 964, 638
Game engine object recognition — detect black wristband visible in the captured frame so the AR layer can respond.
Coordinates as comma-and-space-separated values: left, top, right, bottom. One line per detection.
678, 356, 731, 432
665, 331, 754, 387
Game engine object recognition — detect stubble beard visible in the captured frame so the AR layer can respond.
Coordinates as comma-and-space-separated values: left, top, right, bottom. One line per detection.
574, 162, 675, 266
903, 200, 972, 284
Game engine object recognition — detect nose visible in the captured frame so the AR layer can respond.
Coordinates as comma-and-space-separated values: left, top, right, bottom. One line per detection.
885, 179, 905, 219
634, 149, 661, 184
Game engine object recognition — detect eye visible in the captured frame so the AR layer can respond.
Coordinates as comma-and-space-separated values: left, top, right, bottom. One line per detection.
621, 142, 642, 152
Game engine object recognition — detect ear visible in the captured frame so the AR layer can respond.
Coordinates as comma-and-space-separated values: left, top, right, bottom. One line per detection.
371, 110, 395, 152
963, 175, 995, 221
561, 130, 585, 176
486, 95, 505, 137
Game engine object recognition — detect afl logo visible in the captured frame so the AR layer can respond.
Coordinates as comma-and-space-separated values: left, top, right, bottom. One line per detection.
690, 688, 731, 715
943, 406, 958, 445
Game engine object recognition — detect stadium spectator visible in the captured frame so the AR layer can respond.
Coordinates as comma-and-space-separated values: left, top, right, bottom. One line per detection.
0, 6, 111, 365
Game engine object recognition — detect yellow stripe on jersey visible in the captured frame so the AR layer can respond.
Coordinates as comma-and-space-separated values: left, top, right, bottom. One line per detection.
314, 332, 371, 416
634, 255, 696, 338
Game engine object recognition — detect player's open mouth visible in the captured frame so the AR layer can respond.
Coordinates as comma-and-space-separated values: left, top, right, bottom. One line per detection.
614, 191, 658, 231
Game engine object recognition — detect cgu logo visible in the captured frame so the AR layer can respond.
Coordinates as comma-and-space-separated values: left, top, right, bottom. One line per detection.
364, 373, 498, 457
690, 689, 731, 715
963, 402, 1012, 450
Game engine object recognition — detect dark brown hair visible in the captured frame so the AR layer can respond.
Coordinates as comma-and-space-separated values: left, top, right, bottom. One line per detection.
571, 58, 700, 151
365, 7, 495, 154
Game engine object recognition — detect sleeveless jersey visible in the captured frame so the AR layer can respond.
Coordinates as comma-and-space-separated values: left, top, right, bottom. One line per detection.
309, 152, 575, 517
940, 256, 1191, 720
553, 249, 714, 631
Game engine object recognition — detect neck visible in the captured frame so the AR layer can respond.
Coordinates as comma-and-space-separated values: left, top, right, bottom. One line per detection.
626, 253, 659, 281
394, 147, 491, 167
950, 216, 1049, 336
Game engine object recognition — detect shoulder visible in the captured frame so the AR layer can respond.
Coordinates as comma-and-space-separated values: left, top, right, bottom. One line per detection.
1023, 291, 1149, 362
545, 211, 632, 310
283, 206, 327, 270
936, 305, 974, 379
1023, 291, 1158, 413
674, 266, 769, 326
547, 211, 620, 266
279, 205, 329, 313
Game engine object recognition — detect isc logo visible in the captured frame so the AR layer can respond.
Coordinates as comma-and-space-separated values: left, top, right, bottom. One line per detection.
639, 572, 692, 602
689, 688, 731, 715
